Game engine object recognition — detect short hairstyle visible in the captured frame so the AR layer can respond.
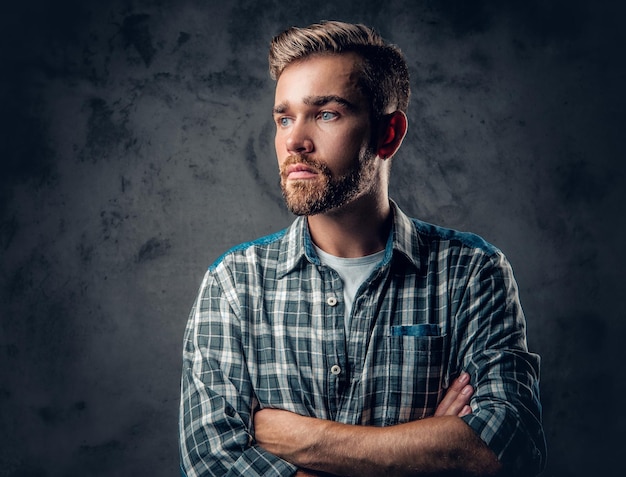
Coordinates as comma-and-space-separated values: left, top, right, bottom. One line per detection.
268, 21, 410, 120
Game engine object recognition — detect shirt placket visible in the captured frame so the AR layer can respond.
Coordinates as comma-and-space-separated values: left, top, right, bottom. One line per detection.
319, 266, 348, 420
338, 265, 389, 423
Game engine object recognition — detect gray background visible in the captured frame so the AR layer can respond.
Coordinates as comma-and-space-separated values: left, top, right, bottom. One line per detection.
1, 0, 623, 476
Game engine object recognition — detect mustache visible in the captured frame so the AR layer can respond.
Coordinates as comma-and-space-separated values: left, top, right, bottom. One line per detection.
281, 154, 320, 170
280, 154, 332, 177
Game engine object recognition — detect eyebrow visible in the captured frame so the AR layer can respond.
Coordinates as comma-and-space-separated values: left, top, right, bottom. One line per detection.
273, 95, 357, 115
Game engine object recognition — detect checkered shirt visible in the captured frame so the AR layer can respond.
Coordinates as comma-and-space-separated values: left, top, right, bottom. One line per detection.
179, 201, 546, 476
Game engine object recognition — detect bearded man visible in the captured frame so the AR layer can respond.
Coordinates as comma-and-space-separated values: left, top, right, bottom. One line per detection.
179, 21, 546, 477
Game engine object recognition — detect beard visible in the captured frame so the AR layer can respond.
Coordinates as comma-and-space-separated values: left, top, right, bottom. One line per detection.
279, 149, 377, 216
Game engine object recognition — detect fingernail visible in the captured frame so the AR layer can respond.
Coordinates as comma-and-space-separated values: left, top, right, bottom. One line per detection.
462, 385, 473, 395
459, 372, 469, 383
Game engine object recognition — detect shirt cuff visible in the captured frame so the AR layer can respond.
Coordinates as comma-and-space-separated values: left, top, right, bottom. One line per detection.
461, 410, 545, 476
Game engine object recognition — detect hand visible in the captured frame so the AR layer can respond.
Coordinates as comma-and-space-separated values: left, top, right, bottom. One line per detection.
254, 408, 316, 460
434, 372, 473, 417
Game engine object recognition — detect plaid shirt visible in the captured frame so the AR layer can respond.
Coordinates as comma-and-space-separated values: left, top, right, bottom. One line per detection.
179, 202, 546, 476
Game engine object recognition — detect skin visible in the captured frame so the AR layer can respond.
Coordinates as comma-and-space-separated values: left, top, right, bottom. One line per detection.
256, 373, 479, 477
273, 52, 396, 257
266, 53, 503, 476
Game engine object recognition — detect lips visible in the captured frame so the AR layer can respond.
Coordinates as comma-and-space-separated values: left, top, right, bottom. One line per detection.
284, 163, 318, 180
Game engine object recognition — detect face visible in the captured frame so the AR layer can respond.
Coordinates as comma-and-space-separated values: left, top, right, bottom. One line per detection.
273, 53, 381, 216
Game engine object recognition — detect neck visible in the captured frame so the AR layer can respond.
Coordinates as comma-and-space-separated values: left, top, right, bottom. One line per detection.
306, 194, 392, 258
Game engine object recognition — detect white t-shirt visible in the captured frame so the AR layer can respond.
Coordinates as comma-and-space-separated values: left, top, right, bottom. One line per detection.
315, 245, 385, 332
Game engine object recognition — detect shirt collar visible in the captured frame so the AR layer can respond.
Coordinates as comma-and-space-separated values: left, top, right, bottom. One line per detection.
385, 200, 421, 270
276, 216, 314, 278
276, 200, 421, 278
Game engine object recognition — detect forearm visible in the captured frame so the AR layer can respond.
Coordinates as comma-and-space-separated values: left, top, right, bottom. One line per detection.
256, 413, 501, 477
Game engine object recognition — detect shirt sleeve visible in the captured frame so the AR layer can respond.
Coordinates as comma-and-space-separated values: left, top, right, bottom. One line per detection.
456, 251, 547, 477
179, 270, 298, 477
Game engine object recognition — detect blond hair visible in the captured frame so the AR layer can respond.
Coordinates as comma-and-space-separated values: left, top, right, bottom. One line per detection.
269, 21, 410, 120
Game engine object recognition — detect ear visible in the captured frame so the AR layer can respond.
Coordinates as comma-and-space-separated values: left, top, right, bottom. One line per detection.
376, 111, 408, 160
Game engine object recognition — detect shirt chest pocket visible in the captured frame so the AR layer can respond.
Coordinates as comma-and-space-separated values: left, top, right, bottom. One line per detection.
382, 325, 448, 425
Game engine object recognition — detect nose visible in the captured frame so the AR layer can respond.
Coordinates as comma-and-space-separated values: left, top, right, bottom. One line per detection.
285, 121, 314, 154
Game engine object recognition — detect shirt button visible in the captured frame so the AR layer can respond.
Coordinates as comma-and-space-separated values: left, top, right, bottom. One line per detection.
327, 296, 338, 306
330, 365, 341, 375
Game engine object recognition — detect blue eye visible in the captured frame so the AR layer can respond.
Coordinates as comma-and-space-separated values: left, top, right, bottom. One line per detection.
320, 111, 337, 121
279, 117, 292, 127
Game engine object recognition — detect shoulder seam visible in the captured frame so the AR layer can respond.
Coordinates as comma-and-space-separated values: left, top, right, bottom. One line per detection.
411, 218, 500, 256
208, 228, 287, 271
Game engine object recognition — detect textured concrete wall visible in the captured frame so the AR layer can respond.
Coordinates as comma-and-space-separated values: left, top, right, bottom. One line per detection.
1, 1, 623, 476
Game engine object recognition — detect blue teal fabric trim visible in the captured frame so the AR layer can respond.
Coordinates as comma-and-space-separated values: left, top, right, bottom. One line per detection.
209, 229, 288, 272
390, 324, 441, 337
411, 218, 500, 255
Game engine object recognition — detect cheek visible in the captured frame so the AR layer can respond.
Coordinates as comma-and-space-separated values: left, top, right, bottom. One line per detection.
274, 127, 292, 153
335, 132, 368, 160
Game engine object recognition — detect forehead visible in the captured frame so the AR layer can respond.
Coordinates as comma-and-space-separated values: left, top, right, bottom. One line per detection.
274, 53, 366, 106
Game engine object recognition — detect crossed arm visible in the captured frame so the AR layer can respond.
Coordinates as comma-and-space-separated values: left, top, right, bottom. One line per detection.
182, 253, 545, 476
254, 372, 502, 477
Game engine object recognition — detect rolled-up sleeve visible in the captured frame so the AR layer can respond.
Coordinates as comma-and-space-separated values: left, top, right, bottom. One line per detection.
179, 271, 297, 477
457, 251, 547, 476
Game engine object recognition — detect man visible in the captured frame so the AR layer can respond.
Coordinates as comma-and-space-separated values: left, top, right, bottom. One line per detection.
180, 21, 546, 476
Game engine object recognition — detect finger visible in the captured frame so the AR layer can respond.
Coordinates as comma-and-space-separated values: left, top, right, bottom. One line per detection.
458, 405, 472, 417
448, 384, 473, 417
434, 372, 472, 417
